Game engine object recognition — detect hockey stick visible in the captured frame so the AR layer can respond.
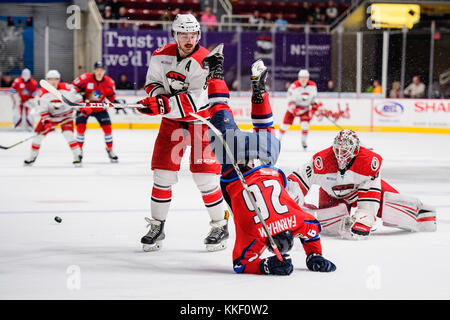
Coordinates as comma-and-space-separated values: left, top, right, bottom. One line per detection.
312, 103, 344, 131
322, 114, 344, 131
39, 79, 143, 109
0, 117, 74, 150
189, 112, 284, 262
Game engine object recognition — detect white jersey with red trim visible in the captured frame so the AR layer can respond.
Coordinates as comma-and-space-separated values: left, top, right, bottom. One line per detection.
38, 83, 81, 122
287, 146, 383, 217
144, 43, 210, 122
286, 80, 318, 114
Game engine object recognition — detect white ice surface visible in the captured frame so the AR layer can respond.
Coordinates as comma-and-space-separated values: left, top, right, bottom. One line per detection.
0, 129, 449, 299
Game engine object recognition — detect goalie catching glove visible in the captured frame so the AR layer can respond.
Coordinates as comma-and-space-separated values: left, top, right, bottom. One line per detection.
136, 94, 170, 115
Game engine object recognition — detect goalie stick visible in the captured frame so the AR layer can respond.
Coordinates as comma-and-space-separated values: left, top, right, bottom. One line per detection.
0, 117, 74, 150
189, 112, 284, 262
39, 79, 143, 109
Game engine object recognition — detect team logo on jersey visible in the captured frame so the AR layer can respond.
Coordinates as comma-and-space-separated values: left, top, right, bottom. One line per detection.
371, 156, 380, 171
332, 184, 356, 198
300, 92, 310, 102
87, 82, 94, 90
88, 90, 102, 102
166, 71, 188, 94
314, 156, 323, 170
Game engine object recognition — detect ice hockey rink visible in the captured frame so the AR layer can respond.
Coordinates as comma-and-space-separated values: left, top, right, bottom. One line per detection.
0, 128, 449, 300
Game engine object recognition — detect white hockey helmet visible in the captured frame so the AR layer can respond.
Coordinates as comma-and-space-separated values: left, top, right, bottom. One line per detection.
46, 69, 61, 79
298, 69, 310, 79
333, 129, 360, 170
172, 13, 201, 41
21, 68, 31, 81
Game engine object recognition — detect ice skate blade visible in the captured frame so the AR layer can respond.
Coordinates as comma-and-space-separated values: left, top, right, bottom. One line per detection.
110, 159, 119, 163
142, 242, 162, 252
205, 241, 227, 252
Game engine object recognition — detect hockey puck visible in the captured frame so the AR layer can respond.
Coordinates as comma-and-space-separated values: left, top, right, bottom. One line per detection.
54, 216, 62, 223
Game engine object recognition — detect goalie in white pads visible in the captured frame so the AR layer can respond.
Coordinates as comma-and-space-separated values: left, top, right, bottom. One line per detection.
286, 129, 437, 239
24, 70, 83, 166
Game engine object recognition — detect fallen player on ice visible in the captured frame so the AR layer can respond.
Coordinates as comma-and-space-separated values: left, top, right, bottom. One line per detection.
197, 47, 336, 275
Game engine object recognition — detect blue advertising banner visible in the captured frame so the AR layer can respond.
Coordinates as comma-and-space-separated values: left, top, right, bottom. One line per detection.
102, 29, 331, 92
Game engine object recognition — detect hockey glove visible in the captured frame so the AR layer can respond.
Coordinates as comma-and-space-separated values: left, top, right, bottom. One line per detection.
80, 107, 93, 117
43, 120, 53, 133
259, 254, 293, 275
137, 95, 170, 115
306, 253, 336, 272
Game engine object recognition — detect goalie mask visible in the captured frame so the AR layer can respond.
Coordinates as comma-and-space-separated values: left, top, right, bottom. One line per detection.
333, 129, 360, 170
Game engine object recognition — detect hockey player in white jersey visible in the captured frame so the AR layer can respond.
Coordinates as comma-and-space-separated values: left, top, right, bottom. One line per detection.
24, 70, 83, 166
279, 69, 320, 150
136, 14, 229, 252
286, 129, 437, 239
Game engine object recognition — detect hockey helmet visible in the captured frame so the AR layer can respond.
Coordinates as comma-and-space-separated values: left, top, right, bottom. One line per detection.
268, 230, 294, 254
21, 68, 31, 81
94, 61, 105, 69
333, 129, 360, 170
298, 69, 310, 79
172, 14, 201, 42
46, 69, 61, 79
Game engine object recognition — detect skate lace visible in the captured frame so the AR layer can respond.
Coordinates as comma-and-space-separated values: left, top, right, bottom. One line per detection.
144, 217, 160, 237
208, 226, 223, 239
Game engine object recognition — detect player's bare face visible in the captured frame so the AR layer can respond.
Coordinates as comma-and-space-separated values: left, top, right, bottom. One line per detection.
177, 32, 198, 57
47, 78, 60, 88
299, 77, 308, 86
94, 68, 106, 81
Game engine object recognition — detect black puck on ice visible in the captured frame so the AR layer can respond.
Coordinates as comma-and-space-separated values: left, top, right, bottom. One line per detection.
54, 216, 62, 223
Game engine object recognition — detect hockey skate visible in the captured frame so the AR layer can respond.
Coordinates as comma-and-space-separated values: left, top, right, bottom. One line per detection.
106, 148, 119, 163
141, 218, 165, 251
72, 155, 82, 167
24, 151, 38, 166
250, 59, 268, 104
23, 156, 37, 166
202, 43, 224, 80
204, 219, 229, 252
302, 142, 308, 151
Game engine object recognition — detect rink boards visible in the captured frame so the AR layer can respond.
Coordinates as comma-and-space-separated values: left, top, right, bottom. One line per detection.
1, 91, 449, 134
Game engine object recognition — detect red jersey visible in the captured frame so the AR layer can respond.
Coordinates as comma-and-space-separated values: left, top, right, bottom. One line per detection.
222, 165, 322, 275
72, 73, 116, 113
10, 77, 39, 104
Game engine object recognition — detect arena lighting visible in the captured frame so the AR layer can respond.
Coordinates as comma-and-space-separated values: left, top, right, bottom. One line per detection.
371, 3, 420, 29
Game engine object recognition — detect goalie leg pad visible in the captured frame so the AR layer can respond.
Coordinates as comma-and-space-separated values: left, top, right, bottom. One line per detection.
303, 203, 349, 236
381, 192, 437, 232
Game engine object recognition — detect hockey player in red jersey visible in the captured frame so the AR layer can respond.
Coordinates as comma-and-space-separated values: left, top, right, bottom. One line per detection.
72, 61, 119, 163
286, 129, 437, 239
10, 68, 39, 130
278, 69, 320, 150
24, 70, 82, 166
136, 14, 229, 252
200, 47, 336, 275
